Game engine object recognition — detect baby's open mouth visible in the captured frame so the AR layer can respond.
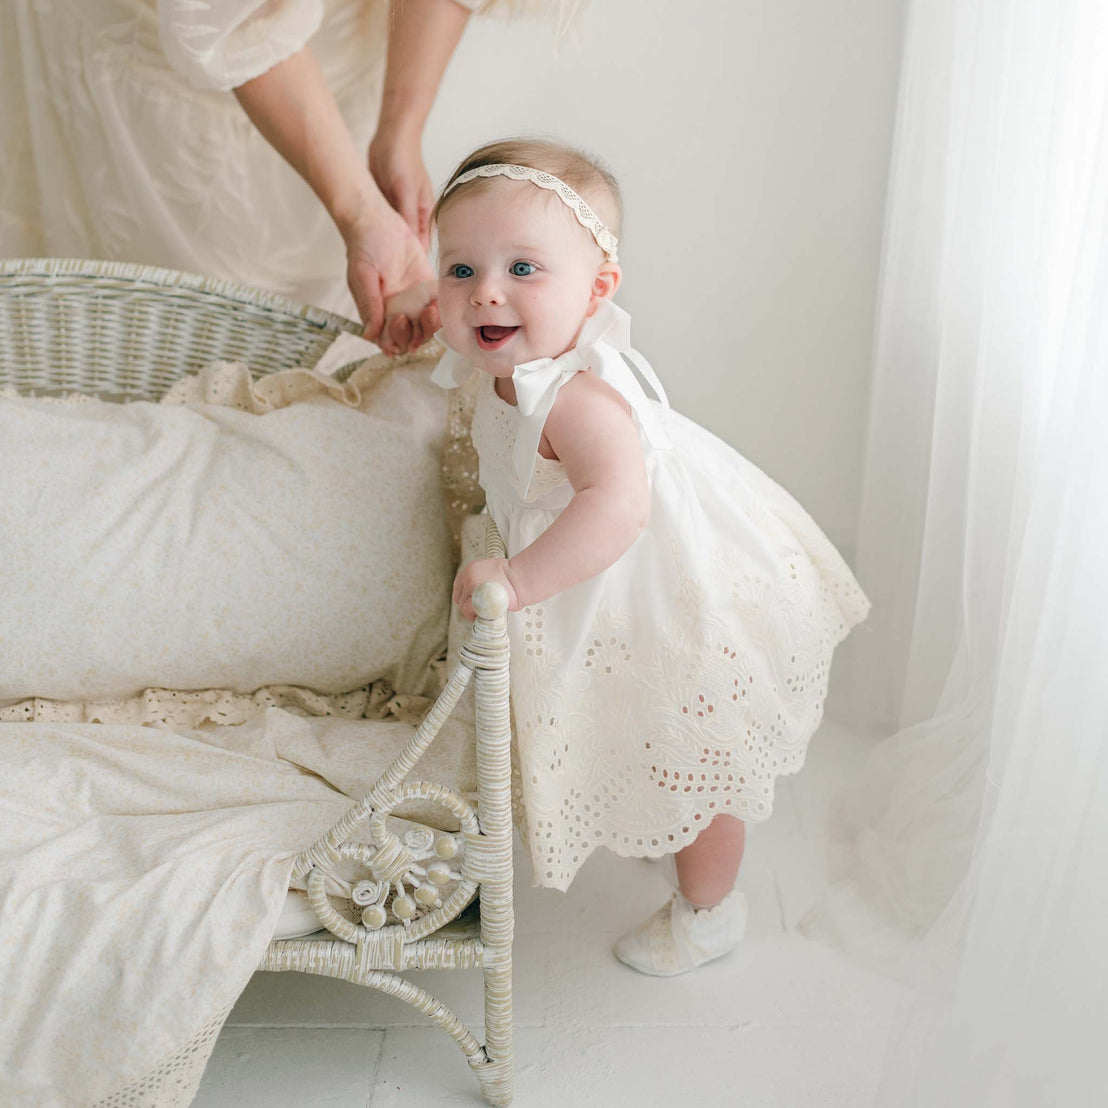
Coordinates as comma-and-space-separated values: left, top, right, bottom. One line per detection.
476, 325, 520, 351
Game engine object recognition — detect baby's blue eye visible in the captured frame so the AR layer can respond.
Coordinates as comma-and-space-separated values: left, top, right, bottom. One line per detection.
450, 264, 474, 279
510, 261, 536, 277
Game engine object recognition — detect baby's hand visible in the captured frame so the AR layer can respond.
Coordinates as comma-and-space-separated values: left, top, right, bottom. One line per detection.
453, 557, 522, 622
379, 278, 440, 356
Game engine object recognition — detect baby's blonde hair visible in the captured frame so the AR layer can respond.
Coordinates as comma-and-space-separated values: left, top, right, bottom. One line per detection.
432, 137, 623, 242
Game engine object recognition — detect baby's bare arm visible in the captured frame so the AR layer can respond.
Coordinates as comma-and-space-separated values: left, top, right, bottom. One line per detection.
505, 373, 650, 607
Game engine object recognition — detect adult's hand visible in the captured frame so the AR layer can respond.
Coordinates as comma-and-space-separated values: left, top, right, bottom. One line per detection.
232, 0, 471, 350
364, 0, 471, 349
368, 131, 434, 252
366, 131, 442, 352
378, 279, 441, 357
364, 133, 443, 351
232, 48, 439, 346
340, 203, 435, 343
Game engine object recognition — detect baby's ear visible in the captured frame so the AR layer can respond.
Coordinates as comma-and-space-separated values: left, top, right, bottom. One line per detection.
589, 262, 622, 309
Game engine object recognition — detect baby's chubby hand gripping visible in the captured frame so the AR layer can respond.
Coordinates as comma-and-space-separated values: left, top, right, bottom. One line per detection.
454, 558, 520, 622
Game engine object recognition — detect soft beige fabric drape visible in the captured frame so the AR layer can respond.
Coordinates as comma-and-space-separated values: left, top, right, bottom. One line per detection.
0, 0, 388, 315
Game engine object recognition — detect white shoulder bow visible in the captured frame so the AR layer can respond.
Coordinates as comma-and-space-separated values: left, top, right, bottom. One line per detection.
431, 301, 671, 497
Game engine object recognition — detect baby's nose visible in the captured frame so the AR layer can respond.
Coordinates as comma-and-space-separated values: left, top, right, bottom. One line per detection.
470, 277, 504, 307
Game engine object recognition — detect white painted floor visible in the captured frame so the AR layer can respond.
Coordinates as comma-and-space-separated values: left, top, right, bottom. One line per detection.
195, 720, 905, 1107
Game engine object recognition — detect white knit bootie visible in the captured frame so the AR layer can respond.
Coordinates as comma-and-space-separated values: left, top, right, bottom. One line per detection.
613, 885, 748, 976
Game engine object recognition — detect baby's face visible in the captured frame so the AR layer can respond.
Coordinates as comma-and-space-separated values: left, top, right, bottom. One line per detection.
436, 180, 605, 376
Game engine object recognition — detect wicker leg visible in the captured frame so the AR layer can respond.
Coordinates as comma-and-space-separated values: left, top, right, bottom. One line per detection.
466, 560, 515, 1106
474, 664, 514, 1106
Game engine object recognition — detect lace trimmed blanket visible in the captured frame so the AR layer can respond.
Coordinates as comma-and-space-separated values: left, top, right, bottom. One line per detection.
0, 341, 486, 1105
0, 710, 354, 1105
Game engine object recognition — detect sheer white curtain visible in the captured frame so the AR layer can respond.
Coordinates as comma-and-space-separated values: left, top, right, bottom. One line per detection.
802, 0, 1108, 1103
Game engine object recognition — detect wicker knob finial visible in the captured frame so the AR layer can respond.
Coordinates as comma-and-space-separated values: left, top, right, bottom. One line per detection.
472, 581, 509, 619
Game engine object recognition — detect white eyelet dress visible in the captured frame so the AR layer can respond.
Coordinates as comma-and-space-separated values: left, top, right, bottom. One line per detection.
436, 302, 871, 891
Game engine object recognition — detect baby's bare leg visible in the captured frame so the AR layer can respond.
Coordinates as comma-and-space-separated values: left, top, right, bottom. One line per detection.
615, 813, 748, 973
674, 814, 745, 908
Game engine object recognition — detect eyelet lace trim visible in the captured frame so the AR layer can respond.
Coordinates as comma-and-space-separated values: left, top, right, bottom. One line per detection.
91, 1002, 233, 1107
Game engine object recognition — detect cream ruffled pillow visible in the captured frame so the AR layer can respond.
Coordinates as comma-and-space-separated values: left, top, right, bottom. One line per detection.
0, 361, 454, 703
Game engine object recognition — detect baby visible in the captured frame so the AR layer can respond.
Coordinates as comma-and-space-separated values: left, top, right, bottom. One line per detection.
386, 138, 869, 976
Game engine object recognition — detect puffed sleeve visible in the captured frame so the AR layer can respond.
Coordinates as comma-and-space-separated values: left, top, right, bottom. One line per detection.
157, 0, 324, 92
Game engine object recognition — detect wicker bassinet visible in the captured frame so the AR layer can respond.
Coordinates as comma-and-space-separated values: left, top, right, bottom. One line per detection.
0, 258, 516, 1107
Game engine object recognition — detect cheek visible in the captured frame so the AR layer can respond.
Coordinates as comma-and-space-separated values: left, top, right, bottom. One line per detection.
522, 286, 572, 330
438, 288, 469, 338
527, 285, 590, 339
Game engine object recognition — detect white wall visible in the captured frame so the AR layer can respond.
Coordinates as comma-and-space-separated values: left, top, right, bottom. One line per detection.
424, 0, 904, 563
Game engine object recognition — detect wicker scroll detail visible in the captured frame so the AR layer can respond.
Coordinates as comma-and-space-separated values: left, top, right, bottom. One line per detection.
289, 527, 511, 946
303, 780, 482, 942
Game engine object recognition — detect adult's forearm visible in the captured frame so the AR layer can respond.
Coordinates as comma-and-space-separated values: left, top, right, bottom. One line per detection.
377, 0, 471, 139
232, 47, 384, 235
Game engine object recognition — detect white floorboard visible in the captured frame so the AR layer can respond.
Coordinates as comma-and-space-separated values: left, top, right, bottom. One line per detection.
196, 720, 900, 1107
368, 1022, 894, 1108
194, 1028, 383, 1107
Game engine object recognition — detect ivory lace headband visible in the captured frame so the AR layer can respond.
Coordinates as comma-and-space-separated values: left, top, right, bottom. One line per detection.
441, 163, 620, 263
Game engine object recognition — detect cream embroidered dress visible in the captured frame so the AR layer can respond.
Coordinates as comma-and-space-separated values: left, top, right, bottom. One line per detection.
435, 301, 871, 891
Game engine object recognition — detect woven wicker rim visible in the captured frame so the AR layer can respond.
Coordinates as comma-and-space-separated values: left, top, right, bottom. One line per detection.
0, 257, 362, 332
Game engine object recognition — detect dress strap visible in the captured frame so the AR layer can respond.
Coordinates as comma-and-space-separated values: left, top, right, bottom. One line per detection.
508, 301, 671, 496
432, 300, 671, 498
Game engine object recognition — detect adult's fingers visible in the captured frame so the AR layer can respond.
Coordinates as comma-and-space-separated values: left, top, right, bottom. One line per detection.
407, 307, 427, 353
418, 301, 441, 340
387, 314, 412, 356
405, 307, 425, 353
378, 317, 400, 357
349, 260, 384, 341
